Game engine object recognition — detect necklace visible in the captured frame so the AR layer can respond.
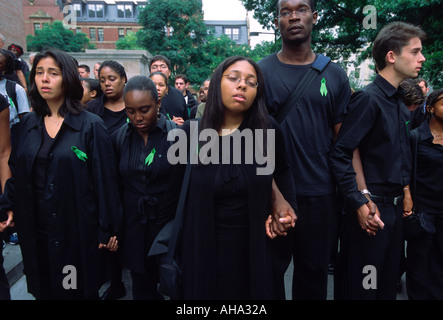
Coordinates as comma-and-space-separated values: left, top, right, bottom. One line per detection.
46, 116, 63, 126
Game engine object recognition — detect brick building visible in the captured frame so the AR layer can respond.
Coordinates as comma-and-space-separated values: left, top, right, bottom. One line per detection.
0, 0, 26, 49
23, 0, 146, 50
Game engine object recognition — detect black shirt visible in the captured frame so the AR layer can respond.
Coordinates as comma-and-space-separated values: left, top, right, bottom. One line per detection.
330, 74, 412, 209
86, 95, 128, 134
161, 86, 188, 121
258, 53, 351, 195
412, 121, 443, 215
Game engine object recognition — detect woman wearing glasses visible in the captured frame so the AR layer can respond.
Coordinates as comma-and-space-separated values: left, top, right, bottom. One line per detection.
163, 56, 296, 299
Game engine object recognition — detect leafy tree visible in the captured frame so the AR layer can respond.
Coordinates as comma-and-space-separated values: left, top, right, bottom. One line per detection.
115, 31, 145, 50
26, 21, 95, 52
136, 0, 208, 84
241, 0, 443, 88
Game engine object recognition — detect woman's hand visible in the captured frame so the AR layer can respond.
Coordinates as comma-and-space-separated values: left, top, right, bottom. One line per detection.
0, 210, 13, 233
99, 235, 118, 252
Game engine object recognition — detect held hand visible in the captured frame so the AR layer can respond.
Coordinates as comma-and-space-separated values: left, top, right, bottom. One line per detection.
0, 211, 13, 233
99, 236, 118, 252
172, 116, 184, 126
403, 187, 413, 217
357, 202, 384, 236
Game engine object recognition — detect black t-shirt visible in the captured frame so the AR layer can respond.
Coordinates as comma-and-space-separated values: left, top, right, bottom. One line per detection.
258, 53, 351, 196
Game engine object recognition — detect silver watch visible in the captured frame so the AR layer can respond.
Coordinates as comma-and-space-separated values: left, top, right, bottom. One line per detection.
360, 189, 371, 195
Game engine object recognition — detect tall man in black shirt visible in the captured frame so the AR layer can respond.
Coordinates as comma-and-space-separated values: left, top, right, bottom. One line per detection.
330, 22, 426, 300
258, 0, 351, 299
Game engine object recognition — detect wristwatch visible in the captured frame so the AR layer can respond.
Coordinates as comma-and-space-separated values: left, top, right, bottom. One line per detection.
360, 189, 371, 195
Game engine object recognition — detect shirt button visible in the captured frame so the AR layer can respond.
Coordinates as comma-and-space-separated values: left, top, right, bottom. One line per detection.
51, 212, 57, 219
49, 184, 55, 190
49, 154, 54, 159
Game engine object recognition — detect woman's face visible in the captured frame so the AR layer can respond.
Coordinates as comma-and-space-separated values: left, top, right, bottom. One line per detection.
34, 56, 64, 105
221, 60, 258, 116
150, 74, 168, 101
125, 90, 159, 136
99, 66, 126, 100
429, 94, 443, 122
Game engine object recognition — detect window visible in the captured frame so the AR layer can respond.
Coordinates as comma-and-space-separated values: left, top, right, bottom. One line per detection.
224, 27, 240, 41
117, 4, 132, 18
98, 28, 104, 42
76, 28, 82, 35
90, 28, 96, 41
118, 28, 125, 39
73, 3, 82, 18
34, 23, 41, 32
88, 4, 104, 18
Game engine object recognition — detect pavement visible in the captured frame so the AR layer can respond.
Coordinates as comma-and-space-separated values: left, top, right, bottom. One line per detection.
3, 240, 407, 300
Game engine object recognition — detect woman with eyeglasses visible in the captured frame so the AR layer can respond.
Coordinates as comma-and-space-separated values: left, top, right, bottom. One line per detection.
160, 56, 296, 300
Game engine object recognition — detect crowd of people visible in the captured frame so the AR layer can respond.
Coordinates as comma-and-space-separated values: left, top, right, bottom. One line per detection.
0, 0, 441, 301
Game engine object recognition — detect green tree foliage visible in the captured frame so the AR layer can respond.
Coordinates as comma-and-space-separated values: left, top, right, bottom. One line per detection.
115, 31, 144, 50
241, 0, 443, 88
26, 21, 95, 52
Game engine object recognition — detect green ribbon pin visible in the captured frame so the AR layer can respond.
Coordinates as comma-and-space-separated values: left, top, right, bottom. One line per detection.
145, 148, 156, 166
320, 78, 328, 97
71, 146, 88, 162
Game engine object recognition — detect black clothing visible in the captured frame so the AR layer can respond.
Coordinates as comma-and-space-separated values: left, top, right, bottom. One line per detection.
0, 110, 122, 299
330, 74, 412, 300
258, 53, 350, 196
184, 90, 198, 119
168, 118, 296, 300
161, 86, 188, 121
258, 53, 351, 299
331, 74, 412, 210
111, 115, 176, 275
86, 95, 127, 134
411, 121, 443, 214
406, 122, 443, 299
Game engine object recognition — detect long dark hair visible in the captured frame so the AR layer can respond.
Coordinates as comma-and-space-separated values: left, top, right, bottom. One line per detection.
29, 49, 84, 117
202, 55, 270, 132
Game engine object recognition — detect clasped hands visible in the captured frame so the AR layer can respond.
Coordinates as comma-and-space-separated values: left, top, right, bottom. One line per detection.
357, 199, 384, 236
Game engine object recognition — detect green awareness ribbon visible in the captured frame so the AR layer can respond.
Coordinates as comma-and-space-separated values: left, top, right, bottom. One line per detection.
320, 77, 328, 97
71, 146, 88, 162
406, 120, 410, 136
145, 148, 156, 166
167, 113, 172, 120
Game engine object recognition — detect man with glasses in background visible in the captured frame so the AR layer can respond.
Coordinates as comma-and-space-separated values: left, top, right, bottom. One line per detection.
258, 0, 352, 300
149, 55, 187, 125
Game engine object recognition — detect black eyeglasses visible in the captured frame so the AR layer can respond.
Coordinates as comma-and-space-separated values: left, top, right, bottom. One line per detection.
279, 8, 311, 18
222, 74, 258, 88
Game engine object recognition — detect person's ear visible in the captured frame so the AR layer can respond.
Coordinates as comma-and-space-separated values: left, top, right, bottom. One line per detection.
386, 51, 396, 65
90, 90, 97, 99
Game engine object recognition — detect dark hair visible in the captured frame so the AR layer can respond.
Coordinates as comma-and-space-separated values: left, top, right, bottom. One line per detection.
124, 75, 158, 102
149, 71, 168, 84
150, 55, 171, 70
78, 64, 90, 73
276, 0, 315, 14
29, 49, 84, 117
426, 89, 443, 110
399, 79, 425, 107
0, 49, 15, 75
202, 55, 270, 133
82, 78, 103, 98
175, 74, 189, 83
416, 77, 428, 88
98, 60, 127, 83
372, 22, 426, 71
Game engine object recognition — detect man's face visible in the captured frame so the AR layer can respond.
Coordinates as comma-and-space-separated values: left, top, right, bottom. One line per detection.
393, 37, 426, 80
418, 80, 429, 96
150, 60, 171, 79
175, 78, 187, 94
275, 0, 317, 44
78, 67, 89, 79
